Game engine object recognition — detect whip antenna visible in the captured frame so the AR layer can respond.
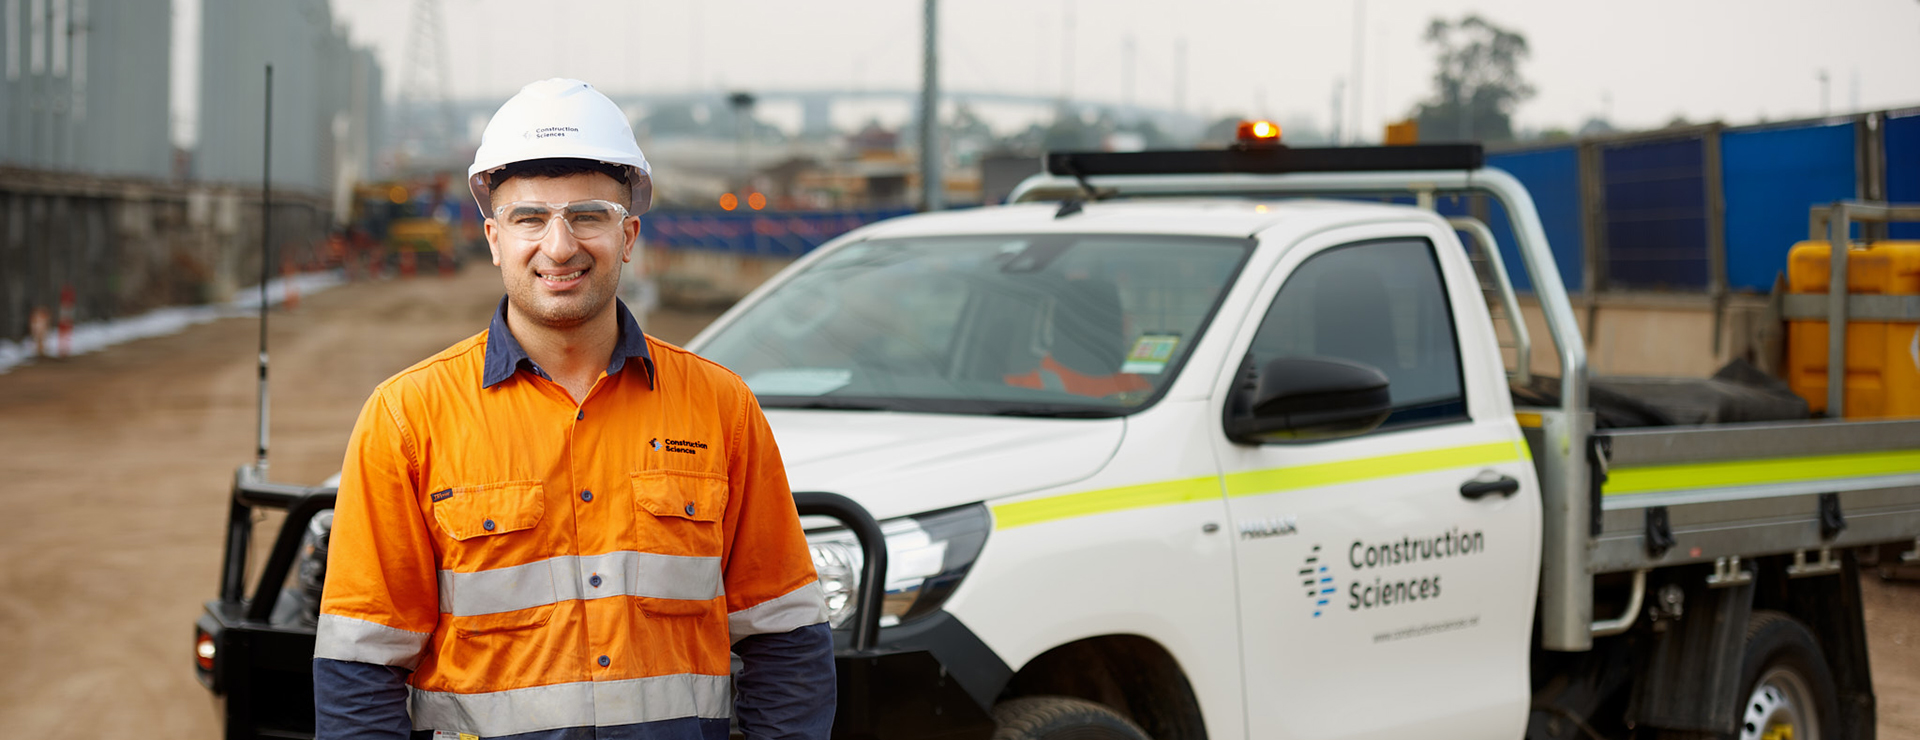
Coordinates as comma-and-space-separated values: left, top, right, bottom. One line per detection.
255, 65, 273, 476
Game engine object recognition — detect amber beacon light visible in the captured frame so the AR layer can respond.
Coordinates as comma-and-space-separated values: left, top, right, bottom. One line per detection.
1235, 120, 1283, 147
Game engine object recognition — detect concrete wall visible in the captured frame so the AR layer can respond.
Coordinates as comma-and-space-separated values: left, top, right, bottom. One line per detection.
644, 246, 794, 310
1508, 293, 1777, 379
0, 168, 331, 341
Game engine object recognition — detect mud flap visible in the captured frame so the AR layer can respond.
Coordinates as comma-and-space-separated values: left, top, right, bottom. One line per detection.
1627, 574, 1754, 734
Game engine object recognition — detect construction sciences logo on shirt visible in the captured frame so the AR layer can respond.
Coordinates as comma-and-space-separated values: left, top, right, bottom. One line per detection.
651, 437, 709, 456
1345, 527, 1484, 611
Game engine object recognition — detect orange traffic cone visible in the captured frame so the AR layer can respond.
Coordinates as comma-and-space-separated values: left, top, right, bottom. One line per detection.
283, 260, 300, 310
57, 285, 74, 357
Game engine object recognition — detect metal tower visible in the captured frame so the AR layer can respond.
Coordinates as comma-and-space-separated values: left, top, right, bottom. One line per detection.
396, 0, 456, 164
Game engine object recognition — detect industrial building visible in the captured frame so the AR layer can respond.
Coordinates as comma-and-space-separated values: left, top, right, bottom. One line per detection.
1, 0, 173, 179
196, 0, 384, 197
0, 0, 387, 345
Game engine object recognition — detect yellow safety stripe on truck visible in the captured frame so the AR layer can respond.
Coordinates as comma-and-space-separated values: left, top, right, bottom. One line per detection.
991, 476, 1220, 530
992, 441, 1526, 530
1603, 449, 1920, 496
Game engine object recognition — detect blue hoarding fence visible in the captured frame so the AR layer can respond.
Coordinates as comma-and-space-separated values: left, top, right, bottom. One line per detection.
1721, 122, 1856, 291
1485, 147, 1585, 293
641, 208, 915, 257
1597, 135, 1712, 291
1478, 109, 1915, 296
1888, 112, 1920, 240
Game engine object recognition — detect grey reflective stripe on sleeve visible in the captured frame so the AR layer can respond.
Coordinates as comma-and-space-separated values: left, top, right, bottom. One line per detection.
728, 580, 830, 643
314, 613, 431, 670
436, 551, 723, 617
409, 673, 732, 736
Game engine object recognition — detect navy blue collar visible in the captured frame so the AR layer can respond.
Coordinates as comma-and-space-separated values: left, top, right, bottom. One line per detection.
482, 296, 655, 390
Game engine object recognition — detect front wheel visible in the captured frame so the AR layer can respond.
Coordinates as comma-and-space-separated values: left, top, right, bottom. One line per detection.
1736, 611, 1840, 740
991, 696, 1151, 740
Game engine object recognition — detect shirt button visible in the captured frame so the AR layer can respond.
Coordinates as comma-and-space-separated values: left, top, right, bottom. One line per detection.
589, 574, 603, 587
577, 409, 584, 420
581, 490, 593, 502
598, 655, 610, 667
684, 503, 696, 517
482, 519, 496, 532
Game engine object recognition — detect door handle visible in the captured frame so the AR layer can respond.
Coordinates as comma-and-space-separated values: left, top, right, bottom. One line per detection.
1460, 475, 1519, 500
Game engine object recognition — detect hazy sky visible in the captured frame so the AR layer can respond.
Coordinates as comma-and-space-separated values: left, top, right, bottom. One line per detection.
183, 0, 1920, 142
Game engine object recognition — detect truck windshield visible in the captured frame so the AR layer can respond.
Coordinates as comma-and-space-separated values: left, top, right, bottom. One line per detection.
697, 233, 1252, 416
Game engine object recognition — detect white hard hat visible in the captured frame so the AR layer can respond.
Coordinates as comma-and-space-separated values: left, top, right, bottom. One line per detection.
468, 78, 654, 216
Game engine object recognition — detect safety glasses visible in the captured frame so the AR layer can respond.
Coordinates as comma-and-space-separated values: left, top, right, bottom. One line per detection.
492, 199, 632, 241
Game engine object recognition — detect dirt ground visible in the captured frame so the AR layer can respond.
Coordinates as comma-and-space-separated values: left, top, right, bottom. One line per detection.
0, 265, 1914, 738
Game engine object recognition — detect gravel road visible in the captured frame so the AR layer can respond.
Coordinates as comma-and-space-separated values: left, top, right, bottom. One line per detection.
0, 265, 1912, 738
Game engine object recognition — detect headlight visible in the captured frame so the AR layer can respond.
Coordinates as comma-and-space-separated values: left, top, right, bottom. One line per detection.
296, 509, 334, 602
806, 503, 990, 628
273, 509, 333, 628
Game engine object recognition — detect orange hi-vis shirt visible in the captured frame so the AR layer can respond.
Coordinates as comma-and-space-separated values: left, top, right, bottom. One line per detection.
316, 299, 828, 737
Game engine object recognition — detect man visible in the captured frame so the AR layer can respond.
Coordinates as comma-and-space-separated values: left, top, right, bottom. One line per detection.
314, 78, 834, 740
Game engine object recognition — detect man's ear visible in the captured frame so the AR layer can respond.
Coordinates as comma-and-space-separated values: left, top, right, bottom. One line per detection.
621, 216, 640, 264
483, 219, 503, 267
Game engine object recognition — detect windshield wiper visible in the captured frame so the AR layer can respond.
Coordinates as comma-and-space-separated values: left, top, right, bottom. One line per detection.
762, 398, 892, 411
989, 406, 1126, 418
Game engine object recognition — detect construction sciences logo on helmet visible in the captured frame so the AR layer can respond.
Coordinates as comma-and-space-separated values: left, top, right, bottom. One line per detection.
1345, 527, 1484, 611
525, 125, 581, 140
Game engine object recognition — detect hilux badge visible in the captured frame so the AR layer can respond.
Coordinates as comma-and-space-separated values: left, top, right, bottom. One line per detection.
1239, 515, 1298, 540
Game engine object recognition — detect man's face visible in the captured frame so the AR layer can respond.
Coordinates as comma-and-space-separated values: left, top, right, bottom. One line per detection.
484, 172, 639, 332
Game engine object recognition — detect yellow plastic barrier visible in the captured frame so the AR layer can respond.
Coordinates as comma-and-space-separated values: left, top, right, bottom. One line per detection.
1786, 240, 1920, 418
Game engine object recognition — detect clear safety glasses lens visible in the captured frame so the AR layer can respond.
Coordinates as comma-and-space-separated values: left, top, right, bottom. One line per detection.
495, 200, 629, 241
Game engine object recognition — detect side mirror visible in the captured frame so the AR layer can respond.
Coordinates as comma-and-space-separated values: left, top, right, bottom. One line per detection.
1224, 355, 1392, 444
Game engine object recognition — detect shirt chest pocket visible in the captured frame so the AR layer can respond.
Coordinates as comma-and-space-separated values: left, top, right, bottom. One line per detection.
431, 482, 551, 637
432, 480, 546, 541
631, 470, 727, 558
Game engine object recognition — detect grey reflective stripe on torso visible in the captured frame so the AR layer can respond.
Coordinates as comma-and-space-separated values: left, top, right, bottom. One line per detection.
409, 673, 733, 736
436, 551, 723, 617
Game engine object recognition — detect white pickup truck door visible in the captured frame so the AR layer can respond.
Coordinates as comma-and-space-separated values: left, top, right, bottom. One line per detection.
1213, 224, 1541, 740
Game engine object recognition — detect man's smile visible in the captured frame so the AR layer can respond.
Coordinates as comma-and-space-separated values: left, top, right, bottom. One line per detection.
538, 267, 589, 287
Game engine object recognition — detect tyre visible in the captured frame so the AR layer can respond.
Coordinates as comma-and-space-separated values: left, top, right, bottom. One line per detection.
1735, 611, 1840, 740
991, 696, 1152, 740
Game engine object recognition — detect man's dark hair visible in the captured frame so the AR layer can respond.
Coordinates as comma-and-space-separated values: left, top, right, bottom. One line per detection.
488, 157, 630, 194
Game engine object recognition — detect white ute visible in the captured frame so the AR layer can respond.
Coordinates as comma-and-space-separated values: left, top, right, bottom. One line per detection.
685, 137, 1920, 740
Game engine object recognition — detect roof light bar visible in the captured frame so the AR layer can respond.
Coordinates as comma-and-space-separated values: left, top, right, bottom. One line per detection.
1045, 143, 1484, 179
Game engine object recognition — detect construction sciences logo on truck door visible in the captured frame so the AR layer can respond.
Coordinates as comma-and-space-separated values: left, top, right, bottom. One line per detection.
1299, 527, 1486, 618
1347, 527, 1484, 611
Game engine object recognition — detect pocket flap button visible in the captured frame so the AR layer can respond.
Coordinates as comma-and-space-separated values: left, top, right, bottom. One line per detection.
684, 503, 696, 516
482, 519, 495, 532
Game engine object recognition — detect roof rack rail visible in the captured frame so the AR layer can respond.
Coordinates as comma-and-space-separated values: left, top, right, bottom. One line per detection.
1044, 143, 1484, 179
